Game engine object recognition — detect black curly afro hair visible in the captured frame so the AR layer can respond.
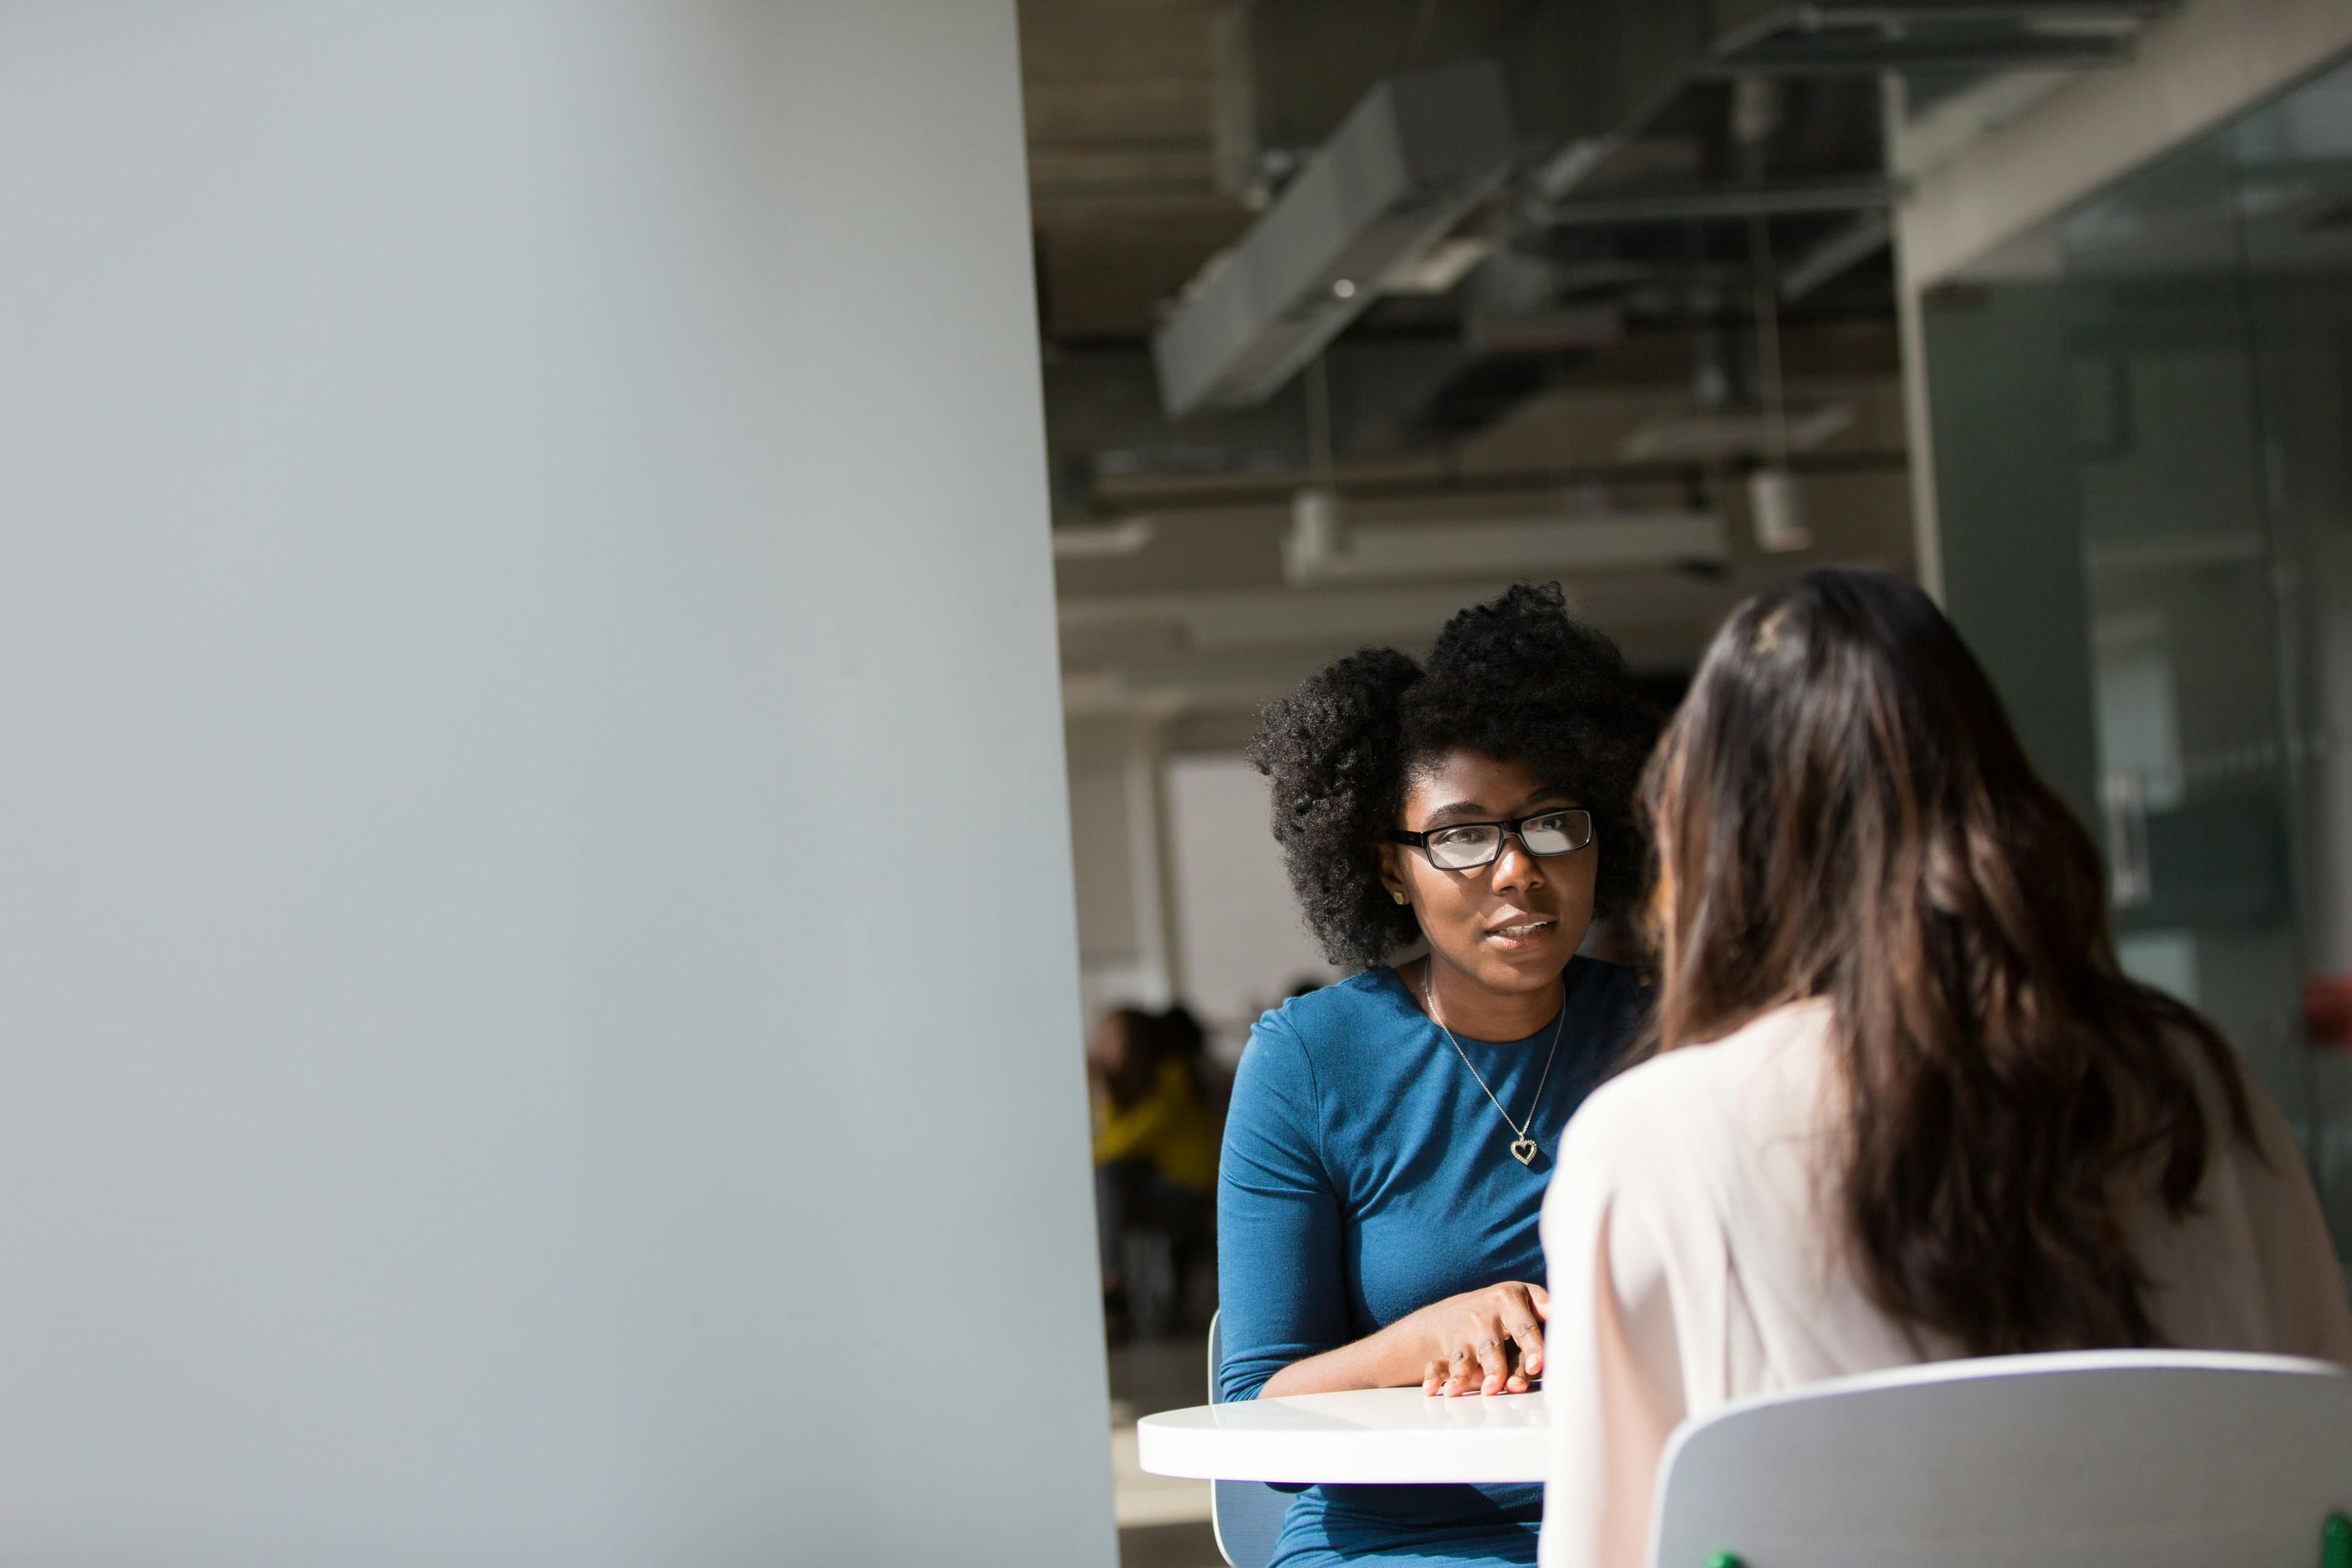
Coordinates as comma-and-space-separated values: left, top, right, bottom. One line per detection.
1245, 582, 1659, 972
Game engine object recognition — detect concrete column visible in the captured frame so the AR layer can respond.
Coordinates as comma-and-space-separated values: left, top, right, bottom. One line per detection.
0, 6, 1111, 1563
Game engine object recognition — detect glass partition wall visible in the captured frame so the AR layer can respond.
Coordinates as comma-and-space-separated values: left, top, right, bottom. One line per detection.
1925, 51, 2352, 1271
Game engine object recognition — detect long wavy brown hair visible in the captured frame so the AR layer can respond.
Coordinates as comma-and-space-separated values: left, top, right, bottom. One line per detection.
1642, 569, 2252, 1355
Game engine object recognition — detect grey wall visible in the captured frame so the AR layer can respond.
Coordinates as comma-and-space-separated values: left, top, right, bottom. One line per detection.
1166, 753, 1333, 1027
1923, 282, 2103, 830
0, 6, 1112, 1564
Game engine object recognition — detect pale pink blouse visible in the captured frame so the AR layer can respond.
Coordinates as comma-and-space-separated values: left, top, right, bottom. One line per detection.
1538, 999, 2352, 1568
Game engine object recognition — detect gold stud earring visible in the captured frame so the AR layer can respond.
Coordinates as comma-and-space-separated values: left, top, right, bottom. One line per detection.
1392, 890, 1408, 905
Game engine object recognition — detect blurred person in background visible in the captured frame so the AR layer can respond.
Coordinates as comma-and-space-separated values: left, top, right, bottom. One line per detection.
1539, 570, 2352, 1568
1155, 1001, 1233, 1138
1221, 584, 1659, 1568
1090, 1005, 1219, 1341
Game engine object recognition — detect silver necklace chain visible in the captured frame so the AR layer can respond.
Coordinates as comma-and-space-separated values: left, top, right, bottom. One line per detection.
1424, 968, 1566, 1166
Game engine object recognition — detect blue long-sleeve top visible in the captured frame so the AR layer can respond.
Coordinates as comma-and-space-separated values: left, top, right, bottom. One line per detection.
1216, 959, 1643, 1568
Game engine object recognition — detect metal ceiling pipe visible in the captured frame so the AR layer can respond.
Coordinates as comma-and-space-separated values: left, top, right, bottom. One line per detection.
1700, 34, 2136, 74
1780, 211, 1893, 300
1780, 2, 2177, 19
1541, 175, 1900, 226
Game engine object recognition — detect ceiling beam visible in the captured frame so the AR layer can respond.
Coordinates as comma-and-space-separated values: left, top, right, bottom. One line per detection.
1541, 175, 1899, 227
1704, 33, 2134, 75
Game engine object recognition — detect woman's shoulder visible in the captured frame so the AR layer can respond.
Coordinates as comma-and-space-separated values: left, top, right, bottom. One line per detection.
1561, 953, 1651, 1036
1255, 959, 1644, 1060
1229, 973, 1411, 1136
1252, 968, 1411, 1046
1238, 969, 1423, 1096
1558, 999, 1834, 1172
1564, 952, 1646, 997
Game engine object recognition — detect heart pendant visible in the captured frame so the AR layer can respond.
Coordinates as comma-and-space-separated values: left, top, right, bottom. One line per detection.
1510, 1137, 1537, 1166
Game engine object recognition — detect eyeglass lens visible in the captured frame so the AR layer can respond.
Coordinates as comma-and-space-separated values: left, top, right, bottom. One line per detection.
1423, 810, 1590, 870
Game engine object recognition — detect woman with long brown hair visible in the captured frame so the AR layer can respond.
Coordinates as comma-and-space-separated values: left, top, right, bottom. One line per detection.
1536, 569, 2351, 1568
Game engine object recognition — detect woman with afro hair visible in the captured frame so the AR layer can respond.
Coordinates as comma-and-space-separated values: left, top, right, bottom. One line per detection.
1218, 582, 1659, 1567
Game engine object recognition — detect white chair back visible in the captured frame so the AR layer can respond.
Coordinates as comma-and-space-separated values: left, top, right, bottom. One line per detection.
1648, 1351, 2352, 1568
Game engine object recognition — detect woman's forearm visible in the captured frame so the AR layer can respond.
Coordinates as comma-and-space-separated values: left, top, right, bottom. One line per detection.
1251, 1281, 1551, 1399
1257, 1312, 1431, 1398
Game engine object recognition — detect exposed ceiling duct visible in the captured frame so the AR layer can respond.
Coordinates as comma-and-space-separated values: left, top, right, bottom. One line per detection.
1149, 0, 2180, 434
1151, 61, 1514, 418
1209, 2, 2182, 216
1025, 0, 1934, 726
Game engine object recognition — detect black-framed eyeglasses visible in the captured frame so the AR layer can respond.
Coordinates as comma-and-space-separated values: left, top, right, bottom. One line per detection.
1388, 808, 1594, 872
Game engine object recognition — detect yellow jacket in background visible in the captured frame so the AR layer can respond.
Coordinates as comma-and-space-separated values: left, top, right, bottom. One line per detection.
1091, 1057, 1219, 1194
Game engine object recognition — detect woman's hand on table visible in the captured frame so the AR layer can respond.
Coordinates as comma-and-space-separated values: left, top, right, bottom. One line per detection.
1248, 1280, 1550, 1400
1413, 1281, 1548, 1397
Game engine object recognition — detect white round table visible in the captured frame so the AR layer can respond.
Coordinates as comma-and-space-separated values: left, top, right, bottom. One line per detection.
1135, 1387, 1548, 1485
